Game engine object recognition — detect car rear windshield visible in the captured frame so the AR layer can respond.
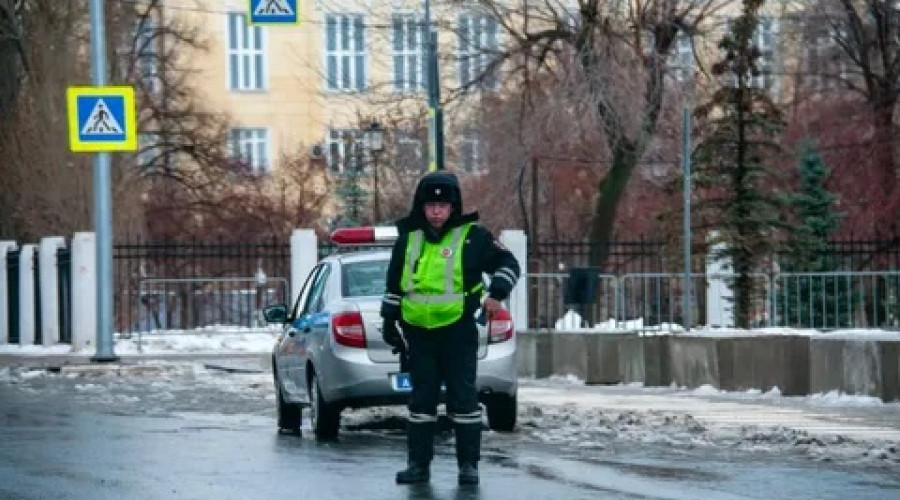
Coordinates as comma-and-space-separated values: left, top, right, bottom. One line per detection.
342, 259, 389, 297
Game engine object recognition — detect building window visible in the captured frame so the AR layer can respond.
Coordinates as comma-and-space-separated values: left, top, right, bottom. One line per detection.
227, 12, 266, 91
671, 35, 693, 82
135, 18, 161, 93
396, 134, 424, 172
229, 128, 270, 173
459, 131, 482, 174
136, 132, 165, 171
326, 128, 363, 172
751, 17, 777, 90
325, 14, 367, 91
392, 14, 426, 92
806, 26, 848, 92
721, 17, 777, 91
562, 0, 582, 30
458, 12, 499, 90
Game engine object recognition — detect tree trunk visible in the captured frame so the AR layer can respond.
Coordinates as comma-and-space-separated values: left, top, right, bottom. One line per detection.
873, 104, 897, 200
588, 140, 638, 268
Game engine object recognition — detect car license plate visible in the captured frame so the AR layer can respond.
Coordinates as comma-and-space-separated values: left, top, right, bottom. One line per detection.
390, 372, 412, 392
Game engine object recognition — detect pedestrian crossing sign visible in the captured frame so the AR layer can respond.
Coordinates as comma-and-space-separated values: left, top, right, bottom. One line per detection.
66, 86, 137, 152
249, 0, 300, 25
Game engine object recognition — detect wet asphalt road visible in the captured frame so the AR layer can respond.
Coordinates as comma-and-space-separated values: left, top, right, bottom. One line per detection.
1, 360, 899, 500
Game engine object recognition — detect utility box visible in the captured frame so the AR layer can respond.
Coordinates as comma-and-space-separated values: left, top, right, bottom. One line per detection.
564, 267, 601, 305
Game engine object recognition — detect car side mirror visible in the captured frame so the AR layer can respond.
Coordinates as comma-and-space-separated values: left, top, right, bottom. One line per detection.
262, 303, 289, 324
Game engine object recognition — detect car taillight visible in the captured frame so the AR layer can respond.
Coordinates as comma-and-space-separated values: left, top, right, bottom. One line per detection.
333, 311, 367, 348
487, 309, 514, 344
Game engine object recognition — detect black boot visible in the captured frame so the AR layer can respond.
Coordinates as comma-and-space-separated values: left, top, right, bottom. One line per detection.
396, 463, 430, 484
458, 462, 479, 485
455, 421, 481, 485
397, 419, 435, 484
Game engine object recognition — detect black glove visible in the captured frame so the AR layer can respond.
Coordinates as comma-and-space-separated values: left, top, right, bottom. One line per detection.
382, 320, 404, 350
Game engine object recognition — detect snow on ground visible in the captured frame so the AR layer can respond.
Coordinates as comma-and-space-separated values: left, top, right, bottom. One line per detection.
2, 327, 900, 470
514, 377, 900, 468
0, 326, 280, 356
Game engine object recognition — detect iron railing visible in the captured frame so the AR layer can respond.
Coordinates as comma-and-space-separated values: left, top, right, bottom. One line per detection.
525, 271, 898, 331
114, 239, 291, 334
6, 248, 20, 344
773, 272, 900, 329
57, 246, 73, 343
135, 277, 290, 334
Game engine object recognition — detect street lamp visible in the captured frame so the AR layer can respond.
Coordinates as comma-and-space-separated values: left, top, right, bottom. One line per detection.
363, 121, 385, 222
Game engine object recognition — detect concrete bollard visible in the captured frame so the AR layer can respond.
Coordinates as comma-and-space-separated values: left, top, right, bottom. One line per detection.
39, 237, 66, 346
618, 334, 671, 387
551, 332, 588, 381
71, 232, 97, 352
727, 336, 810, 395
882, 342, 899, 402
585, 333, 625, 385
668, 336, 721, 388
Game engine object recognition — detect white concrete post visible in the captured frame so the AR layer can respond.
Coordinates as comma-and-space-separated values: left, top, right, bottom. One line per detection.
71, 232, 97, 352
706, 235, 734, 328
290, 229, 318, 305
39, 237, 67, 346
18, 244, 36, 346
500, 229, 528, 332
0, 241, 17, 344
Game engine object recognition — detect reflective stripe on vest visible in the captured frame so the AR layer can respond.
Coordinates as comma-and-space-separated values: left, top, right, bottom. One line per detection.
400, 223, 476, 328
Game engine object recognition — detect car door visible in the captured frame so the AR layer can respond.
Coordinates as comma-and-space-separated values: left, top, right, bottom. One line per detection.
286, 263, 331, 398
278, 265, 322, 401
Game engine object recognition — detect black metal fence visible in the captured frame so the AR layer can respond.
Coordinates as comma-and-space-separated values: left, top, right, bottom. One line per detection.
57, 246, 72, 343
818, 236, 900, 271
113, 238, 291, 334
5, 248, 20, 344
532, 235, 900, 275
4, 232, 883, 338
528, 235, 900, 329
2, 245, 71, 345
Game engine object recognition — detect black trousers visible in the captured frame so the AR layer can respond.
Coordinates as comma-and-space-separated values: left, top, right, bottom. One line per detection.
403, 318, 481, 466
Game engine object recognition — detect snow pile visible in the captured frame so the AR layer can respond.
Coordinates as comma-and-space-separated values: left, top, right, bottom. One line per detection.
116, 328, 278, 355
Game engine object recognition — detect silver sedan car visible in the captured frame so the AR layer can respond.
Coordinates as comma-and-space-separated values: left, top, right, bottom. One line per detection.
263, 248, 518, 439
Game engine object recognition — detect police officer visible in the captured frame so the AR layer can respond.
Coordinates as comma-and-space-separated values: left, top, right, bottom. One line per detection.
380, 171, 520, 486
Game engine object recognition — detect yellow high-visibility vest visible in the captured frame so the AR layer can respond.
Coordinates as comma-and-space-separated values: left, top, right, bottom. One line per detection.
400, 223, 483, 328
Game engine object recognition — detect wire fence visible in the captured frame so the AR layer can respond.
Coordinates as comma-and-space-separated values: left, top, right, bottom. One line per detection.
526, 271, 900, 331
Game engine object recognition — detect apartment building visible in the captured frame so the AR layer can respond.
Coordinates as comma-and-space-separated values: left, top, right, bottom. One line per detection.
150, 0, 502, 178
152, 1, 861, 177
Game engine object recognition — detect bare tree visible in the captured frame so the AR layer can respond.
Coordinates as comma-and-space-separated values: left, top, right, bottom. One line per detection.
441, 0, 728, 266
0, 0, 25, 117
0, 1, 329, 243
797, 0, 900, 219
0, 0, 100, 241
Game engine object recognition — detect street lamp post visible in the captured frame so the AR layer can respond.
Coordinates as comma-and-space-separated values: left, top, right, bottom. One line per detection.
364, 121, 385, 223
341, 131, 363, 225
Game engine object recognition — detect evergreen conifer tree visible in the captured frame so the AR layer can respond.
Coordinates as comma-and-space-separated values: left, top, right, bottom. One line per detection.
692, 0, 785, 328
779, 140, 847, 327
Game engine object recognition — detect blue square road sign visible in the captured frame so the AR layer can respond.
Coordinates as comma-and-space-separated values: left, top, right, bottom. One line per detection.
249, 0, 300, 25
66, 86, 137, 152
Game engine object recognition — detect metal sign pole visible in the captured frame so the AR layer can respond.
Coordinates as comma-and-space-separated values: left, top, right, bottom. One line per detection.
682, 104, 692, 332
89, 0, 117, 361
424, 0, 443, 171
